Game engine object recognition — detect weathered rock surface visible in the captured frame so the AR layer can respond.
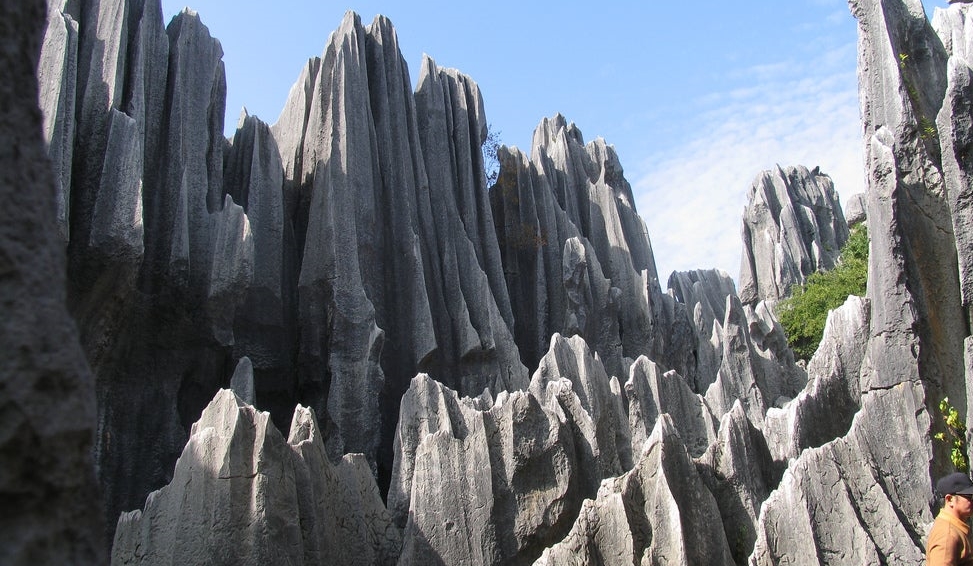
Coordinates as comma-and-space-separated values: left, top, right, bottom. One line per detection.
625, 356, 717, 458
697, 402, 774, 565
1, 0, 104, 563
271, 13, 528, 485
749, 1, 971, 563
750, 383, 931, 566
490, 116, 690, 381
667, 268, 736, 391
391, 334, 622, 566
843, 192, 867, 226
111, 389, 399, 565
935, 3, 973, 331
27, 0, 973, 564
739, 165, 849, 306
704, 293, 805, 426
762, 295, 868, 466
38, 1, 78, 241
535, 415, 735, 566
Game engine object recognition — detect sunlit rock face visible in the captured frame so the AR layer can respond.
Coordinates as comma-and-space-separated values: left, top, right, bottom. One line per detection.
738, 164, 849, 307
111, 390, 400, 565
749, 0, 971, 563
29, 0, 973, 564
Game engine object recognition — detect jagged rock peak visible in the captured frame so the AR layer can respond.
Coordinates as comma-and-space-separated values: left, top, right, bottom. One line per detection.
530, 113, 584, 155
738, 164, 849, 306
391, 333, 628, 565
536, 414, 735, 565
111, 389, 399, 565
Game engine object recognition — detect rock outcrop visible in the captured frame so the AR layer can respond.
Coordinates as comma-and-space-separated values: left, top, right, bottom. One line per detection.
490, 116, 685, 381
389, 334, 624, 566
739, 165, 849, 306
1, 0, 104, 563
748, 0, 972, 563
25, 0, 973, 564
111, 389, 399, 565
535, 415, 735, 566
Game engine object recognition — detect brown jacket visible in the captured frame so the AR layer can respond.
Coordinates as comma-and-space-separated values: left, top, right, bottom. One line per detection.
928, 511, 973, 566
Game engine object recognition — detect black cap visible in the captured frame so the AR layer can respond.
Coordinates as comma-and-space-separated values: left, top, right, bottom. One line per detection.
937, 472, 973, 495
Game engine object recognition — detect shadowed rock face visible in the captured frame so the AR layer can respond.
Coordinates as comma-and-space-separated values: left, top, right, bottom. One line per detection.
27, 0, 973, 564
2, 0, 105, 563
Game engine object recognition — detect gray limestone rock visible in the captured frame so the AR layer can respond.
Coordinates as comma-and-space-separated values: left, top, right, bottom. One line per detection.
230, 356, 255, 405
111, 389, 399, 565
286, 12, 400, 467
750, 383, 931, 565
147, 9, 227, 292
491, 143, 593, 372
763, 295, 868, 466
35, 1, 973, 563
392, 374, 584, 565
530, 333, 625, 481
625, 356, 717, 459
851, 0, 966, 470
272, 13, 527, 480
71, 0, 130, 257
223, 111, 292, 382
393, 334, 628, 565
535, 415, 735, 566
38, 4, 78, 241
934, 6, 973, 330
0, 0, 104, 561
746, 2, 972, 562
697, 401, 774, 565
490, 117, 688, 381
705, 295, 769, 426
667, 268, 737, 391
738, 165, 849, 306
843, 192, 867, 226
89, 108, 143, 259
413, 55, 528, 396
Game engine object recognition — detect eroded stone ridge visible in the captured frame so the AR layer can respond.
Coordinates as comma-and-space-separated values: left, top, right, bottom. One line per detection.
739, 165, 849, 306
28, 0, 973, 564
111, 390, 400, 565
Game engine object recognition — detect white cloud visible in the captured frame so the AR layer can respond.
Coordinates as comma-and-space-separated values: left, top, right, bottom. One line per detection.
632, 46, 863, 289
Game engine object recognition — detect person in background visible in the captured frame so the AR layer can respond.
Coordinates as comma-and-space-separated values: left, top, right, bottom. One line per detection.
928, 472, 973, 566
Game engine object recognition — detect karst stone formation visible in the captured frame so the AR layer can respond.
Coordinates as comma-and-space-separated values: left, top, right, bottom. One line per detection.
6, 0, 973, 563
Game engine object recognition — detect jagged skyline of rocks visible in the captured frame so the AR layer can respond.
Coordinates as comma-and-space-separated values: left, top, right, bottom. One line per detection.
9, 0, 973, 564
157, 0, 866, 282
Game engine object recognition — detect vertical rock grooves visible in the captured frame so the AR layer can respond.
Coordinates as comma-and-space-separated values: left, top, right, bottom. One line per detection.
26, 0, 973, 563
2, 0, 104, 562
738, 165, 849, 306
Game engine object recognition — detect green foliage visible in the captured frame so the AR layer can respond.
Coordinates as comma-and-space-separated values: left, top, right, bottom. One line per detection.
934, 397, 970, 472
776, 225, 868, 361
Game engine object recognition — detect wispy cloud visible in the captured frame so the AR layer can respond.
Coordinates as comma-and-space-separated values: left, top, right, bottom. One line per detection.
632, 44, 863, 288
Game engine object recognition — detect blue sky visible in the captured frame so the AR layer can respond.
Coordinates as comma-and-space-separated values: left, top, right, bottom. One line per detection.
160, 0, 951, 286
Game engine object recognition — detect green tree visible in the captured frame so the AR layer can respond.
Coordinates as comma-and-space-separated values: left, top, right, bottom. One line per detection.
776, 224, 868, 361
483, 123, 502, 186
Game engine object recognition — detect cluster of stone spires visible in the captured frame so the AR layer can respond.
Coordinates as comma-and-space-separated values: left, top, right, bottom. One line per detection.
9, 0, 973, 563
